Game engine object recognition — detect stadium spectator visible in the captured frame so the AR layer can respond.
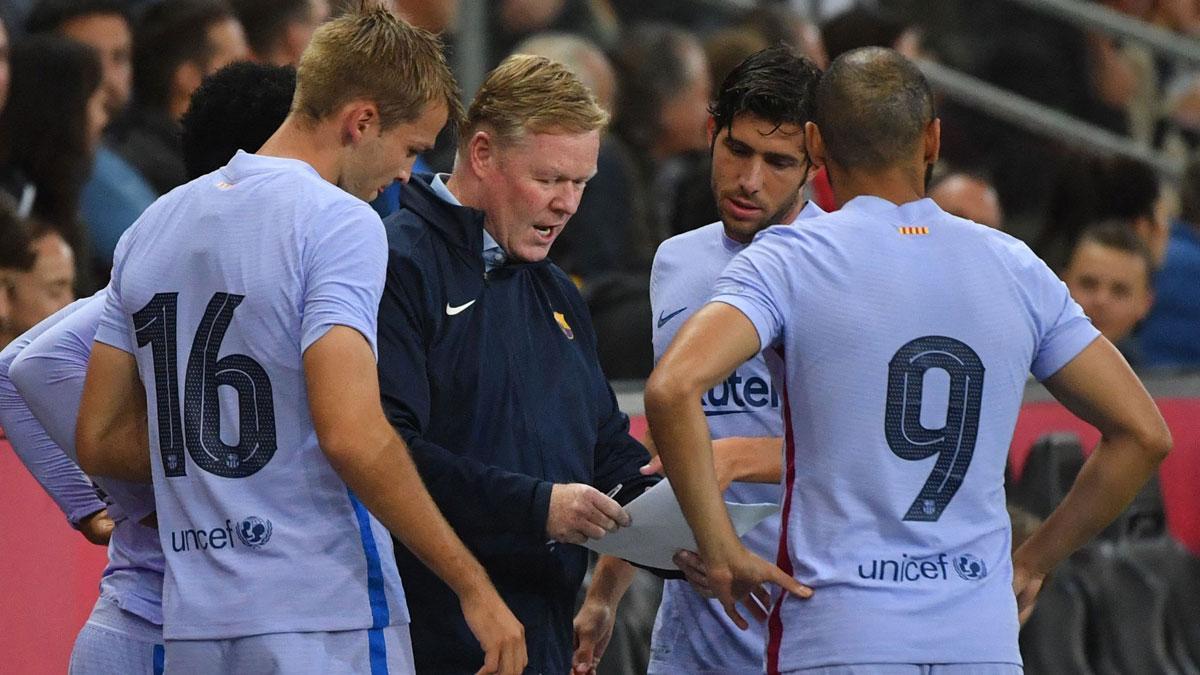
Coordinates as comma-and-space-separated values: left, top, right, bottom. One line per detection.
930, 171, 1005, 230
106, 0, 247, 195
612, 23, 712, 260
0, 34, 105, 295
821, 6, 925, 62
1063, 221, 1155, 364
230, 0, 329, 67
376, 53, 656, 673
1, 229, 74, 347
24, 0, 156, 287
646, 46, 1169, 672
1138, 156, 1200, 368
0, 198, 35, 348
76, 8, 525, 672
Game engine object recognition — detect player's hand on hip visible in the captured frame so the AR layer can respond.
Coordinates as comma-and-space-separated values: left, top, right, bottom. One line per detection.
78, 508, 115, 546
706, 546, 813, 630
571, 596, 616, 674
460, 587, 527, 675
1011, 563, 1045, 625
547, 483, 632, 545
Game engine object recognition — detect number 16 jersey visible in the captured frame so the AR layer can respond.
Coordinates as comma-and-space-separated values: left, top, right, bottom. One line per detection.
95, 151, 408, 640
711, 196, 1099, 672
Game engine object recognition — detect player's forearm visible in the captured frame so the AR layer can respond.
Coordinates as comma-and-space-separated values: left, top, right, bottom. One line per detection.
76, 411, 152, 482
585, 555, 636, 610
714, 437, 783, 488
1014, 430, 1169, 575
325, 425, 495, 599
645, 380, 742, 560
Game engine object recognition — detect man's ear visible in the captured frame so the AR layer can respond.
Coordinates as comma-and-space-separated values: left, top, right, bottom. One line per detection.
466, 130, 496, 177
805, 121, 827, 168
924, 117, 941, 166
706, 116, 717, 146
340, 101, 379, 146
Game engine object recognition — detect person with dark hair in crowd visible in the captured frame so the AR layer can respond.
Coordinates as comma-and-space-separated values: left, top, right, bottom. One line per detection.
377, 54, 656, 673
611, 22, 712, 257
1063, 221, 1156, 364
230, 0, 329, 67
107, 0, 247, 196
1139, 157, 1200, 368
646, 47, 1170, 673
616, 45, 820, 675
180, 61, 297, 178
930, 170, 1005, 230
24, 0, 157, 287
0, 34, 105, 296
0, 59, 301, 675
0, 199, 36, 348
1038, 154, 1168, 271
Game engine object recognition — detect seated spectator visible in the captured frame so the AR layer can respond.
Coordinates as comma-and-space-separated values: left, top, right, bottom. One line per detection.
25, 0, 156, 284
1062, 221, 1155, 365
930, 170, 1005, 230
1138, 158, 1200, 368
0, 227, 74, 347
230, 0, 328, 66
0, 197, 36, 348
106, 0, 247, 195
0, 34, 106, 293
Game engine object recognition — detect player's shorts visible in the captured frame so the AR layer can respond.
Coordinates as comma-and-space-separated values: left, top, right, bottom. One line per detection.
69, 594, 164, 675
786, 664, 1022, 674
164, 623, 414, 674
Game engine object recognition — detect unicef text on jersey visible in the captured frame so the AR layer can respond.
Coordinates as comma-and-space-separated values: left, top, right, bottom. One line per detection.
171, 516, 274, 553
857, 552, 989, 583
702, 372, 779, 415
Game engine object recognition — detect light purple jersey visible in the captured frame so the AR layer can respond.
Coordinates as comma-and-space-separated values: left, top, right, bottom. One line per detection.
711, 196, 1099, 671
648, 203, 824, 673
94, 151, 406, 640
0, 299, 106, 527
10, 290, 165, 625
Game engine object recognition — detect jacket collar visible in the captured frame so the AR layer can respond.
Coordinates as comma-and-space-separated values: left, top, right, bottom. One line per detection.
399, 173, 485, 254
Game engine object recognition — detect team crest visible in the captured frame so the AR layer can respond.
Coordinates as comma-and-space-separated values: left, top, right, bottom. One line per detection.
554, 312, 574, 340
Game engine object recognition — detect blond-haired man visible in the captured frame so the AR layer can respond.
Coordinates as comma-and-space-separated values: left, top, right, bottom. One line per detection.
377, 54, 658, 673
77, 7, 526, 673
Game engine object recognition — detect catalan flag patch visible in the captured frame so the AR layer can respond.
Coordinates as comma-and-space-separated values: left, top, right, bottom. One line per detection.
898, 226, 929, 235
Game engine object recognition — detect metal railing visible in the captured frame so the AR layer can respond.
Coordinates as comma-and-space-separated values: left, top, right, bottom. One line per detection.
1001, 0, 1200, 66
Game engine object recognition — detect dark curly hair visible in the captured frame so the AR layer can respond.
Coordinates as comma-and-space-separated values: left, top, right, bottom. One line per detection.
709, 44, 820, 141
181, 61, 297, 178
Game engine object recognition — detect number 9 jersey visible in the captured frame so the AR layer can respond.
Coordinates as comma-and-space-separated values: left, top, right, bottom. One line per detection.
710, 196, 1099, 672
94, 151, 409, 641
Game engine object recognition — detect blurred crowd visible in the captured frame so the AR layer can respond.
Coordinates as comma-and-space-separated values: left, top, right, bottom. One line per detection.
0, 0, 1198, 374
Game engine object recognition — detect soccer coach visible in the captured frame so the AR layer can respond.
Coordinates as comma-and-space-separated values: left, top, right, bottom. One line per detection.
376, 54, 657, 673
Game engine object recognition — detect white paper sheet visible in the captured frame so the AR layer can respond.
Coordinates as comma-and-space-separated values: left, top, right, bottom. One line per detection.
582, 479, 779, 570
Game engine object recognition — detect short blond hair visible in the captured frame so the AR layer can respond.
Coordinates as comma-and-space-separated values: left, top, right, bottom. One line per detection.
460, 53, 608, 149
293, 2, 462, 129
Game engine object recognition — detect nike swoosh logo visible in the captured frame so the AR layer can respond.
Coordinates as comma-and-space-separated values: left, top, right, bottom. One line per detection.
657, 307, 688, 329
446, 300, 476, 316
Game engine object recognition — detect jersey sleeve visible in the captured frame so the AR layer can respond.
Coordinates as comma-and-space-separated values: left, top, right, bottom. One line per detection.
94, 230, 135, 353
1017, 245, 1101, 381
300, 203, 388, 357
709, 228, 792, 352
11, 294, 157, 523
0, 318, 107, 528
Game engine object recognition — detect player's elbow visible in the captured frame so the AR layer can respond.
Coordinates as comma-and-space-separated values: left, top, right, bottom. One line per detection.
644, 366, 697, 421
1133, 416, 1173, 465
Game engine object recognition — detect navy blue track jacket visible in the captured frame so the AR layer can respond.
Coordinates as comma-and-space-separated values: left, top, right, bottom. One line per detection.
377, 176, 655, 673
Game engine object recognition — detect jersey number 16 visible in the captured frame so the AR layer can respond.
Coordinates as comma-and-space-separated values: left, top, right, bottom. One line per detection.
133, 292, 277, 479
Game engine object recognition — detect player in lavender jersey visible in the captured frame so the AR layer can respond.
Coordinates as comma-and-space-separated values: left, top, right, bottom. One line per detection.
639, 46, 821, 674
75, 9, 525, 674
0, 60, 304, 675
646, 48, 1170, 674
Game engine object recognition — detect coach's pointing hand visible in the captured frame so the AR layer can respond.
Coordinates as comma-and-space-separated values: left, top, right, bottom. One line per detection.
547, 483, 631, 544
